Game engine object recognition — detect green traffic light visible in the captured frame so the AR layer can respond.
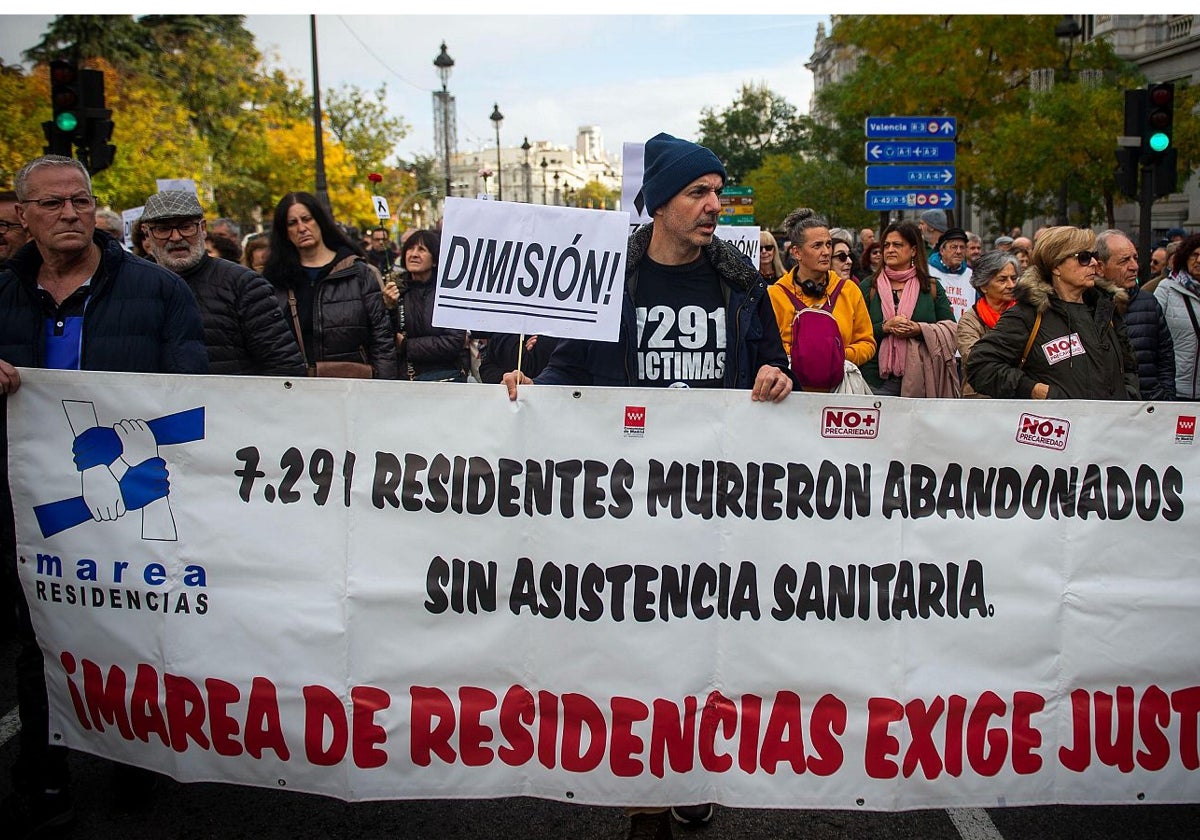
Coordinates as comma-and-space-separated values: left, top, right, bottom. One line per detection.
1149, 132, 1170, 153
55, 112, 78, 132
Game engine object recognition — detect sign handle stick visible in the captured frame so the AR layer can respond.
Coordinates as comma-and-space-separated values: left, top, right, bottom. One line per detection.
516, 333, 526, 377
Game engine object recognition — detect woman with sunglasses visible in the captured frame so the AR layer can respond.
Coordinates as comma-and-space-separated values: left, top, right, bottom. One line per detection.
759, 230, 784, 283
967, 226, 1138, 400
829, 228, 860, 281
956, 250, 1020, 397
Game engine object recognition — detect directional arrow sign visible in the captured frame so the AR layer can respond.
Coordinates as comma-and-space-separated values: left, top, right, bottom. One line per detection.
864, 190, 956, 211
865, 165, 956, 187
865, 116, 957, 138
865, 141, 956, 163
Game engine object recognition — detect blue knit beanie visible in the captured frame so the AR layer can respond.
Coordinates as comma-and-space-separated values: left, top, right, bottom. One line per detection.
635, 133, 726, 217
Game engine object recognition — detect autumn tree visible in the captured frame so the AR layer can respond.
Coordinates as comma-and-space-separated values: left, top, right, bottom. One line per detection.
324, 84, 409, 185
697, 83, 807, 184
812, 15, 1147, 231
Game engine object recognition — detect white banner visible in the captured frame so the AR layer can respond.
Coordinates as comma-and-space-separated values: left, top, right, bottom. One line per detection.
9, 370, 1200, 808
433, 197, 629, 341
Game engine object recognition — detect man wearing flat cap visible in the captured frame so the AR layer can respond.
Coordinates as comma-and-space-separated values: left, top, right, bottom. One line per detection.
917, 208, 947, 254
505, 132, 792, 403
929, 227, 971, 317
141, 190, 304, 376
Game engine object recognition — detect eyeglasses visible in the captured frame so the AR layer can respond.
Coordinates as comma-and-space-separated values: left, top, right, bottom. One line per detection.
146, 221, 201, 240
1063, 250, 1098, 266
20, 195, 96, 213
833, 252, 853, 261
1188, 252, 1200, 263
0, 220, 19, 233
761, 245, 775, 251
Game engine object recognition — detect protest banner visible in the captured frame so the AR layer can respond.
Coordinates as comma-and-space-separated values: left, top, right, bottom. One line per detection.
9, 370, 1199, 808
432, 197, 630, 341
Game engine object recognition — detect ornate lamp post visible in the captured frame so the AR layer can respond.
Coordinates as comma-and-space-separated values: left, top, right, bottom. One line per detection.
540, 157, 549, 205
1054, 15, 1082, 225
433, 43, 455, 201
490, 103, 504, 201
521, 137, 532, 203
553, 171, 561, 206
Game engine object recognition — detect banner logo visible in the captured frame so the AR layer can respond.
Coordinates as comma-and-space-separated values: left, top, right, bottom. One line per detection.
33, 401, 205, 541
1016, 412, 1069, 451
1042, 334, 1086, 365
624, 405, 646, 437
821, 407, 880, 439
1176, 415, 1196, 445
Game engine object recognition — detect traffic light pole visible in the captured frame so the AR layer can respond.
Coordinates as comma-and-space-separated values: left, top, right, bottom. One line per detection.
1138, 160, 1154, 285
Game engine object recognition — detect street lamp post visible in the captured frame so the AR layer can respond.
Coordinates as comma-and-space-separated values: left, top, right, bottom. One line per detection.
309, 16, 331, 215
521, 137, 532, 203
553, 171, 561, 206
540, 157, 549, 205
433, 43, 455, 202
490, 103, 504, 201
1054, 15, 1081, 225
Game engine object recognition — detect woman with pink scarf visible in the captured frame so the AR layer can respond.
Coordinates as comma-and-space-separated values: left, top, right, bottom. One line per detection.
857, 220, 957, 395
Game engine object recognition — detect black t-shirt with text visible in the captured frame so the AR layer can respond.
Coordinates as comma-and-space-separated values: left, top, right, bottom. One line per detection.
634, 255, 726, 388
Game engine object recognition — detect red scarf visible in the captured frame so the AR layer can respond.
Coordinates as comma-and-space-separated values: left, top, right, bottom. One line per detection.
975, 298, 1013, 329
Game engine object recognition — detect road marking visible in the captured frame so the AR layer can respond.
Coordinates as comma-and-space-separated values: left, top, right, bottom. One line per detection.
947, 808, 1004, 840
0, 706, 20, 747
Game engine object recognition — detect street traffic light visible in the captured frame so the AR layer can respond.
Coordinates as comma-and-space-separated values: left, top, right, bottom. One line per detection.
1143, 82, 1174, 157
44, 58, 82, 156
79, 69, 116, 175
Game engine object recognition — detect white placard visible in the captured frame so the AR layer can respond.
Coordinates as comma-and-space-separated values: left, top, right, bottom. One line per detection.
155, 178, 197, 195
120, 206, 143, 247
432, 197, 630, 341
373, 195, 391, 220
621, 141, 652, 226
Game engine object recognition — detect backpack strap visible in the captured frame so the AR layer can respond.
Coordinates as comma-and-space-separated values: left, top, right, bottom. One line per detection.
778, 281, 804, 311
1183, 295, 1200, 337
1018, 311, 1043, 370
824, 277, 847, 312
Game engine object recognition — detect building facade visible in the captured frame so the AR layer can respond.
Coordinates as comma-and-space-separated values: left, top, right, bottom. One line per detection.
447, 127, 621, 207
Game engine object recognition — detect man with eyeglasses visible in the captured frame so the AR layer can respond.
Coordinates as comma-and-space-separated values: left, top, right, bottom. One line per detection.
928, 227, 971, 320
140, 190, 305, 377
364, 226, 395, 276
0, 189, 30, 267
0, 156, 208, 836
1095, 229, 1174, 400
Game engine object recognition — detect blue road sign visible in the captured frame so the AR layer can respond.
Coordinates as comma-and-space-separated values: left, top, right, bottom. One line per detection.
865, 165, 956, 187
864, 190, 957, 212
865, 116, 957, 139
865, 141, 956, 163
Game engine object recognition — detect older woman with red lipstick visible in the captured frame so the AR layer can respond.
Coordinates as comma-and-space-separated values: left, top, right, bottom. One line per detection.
967, 226, 1139, 400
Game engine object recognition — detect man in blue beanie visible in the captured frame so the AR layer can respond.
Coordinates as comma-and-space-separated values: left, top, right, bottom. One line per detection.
504, 132, 792, 404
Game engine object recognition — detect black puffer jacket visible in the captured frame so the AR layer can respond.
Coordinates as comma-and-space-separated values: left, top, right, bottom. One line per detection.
274, 250, 398, 379
396, 272, 468, 380
0, 233, 207, 373
966, 271, 1139, 400
178, 255, 306, 376
1122, 284, 1175, 400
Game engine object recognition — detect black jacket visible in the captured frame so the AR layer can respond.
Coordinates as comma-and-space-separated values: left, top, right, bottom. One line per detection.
397, 273, 468, 379
274, 250, 398, 380
534, 224, 790, 388
966, 271, 1139, 400
0, 233, 207, 374
1122, 284, 1175, 400
177, 255, 306, 376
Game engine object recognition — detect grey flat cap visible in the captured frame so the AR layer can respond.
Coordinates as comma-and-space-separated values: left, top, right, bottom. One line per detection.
142, 190, 204, 222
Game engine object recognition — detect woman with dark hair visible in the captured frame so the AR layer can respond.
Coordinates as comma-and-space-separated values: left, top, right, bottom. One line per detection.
858, 219, 957, 396
956, 250, 1020, 397
968, 226, 1138, 400
241, 233, 270, 274
860, 241, 882, 279
382, 229, 469, 381
264, 191, 397, 379
1153, 232, 1200, 399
